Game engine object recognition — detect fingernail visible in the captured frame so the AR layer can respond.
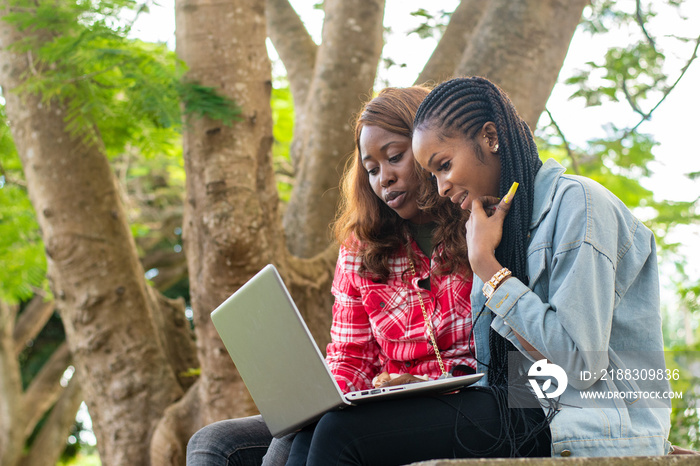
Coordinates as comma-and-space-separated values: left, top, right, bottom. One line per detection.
503, 182, 519, 204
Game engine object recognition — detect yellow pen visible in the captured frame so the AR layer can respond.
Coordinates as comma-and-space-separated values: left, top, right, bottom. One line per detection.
502, 181, 519, 204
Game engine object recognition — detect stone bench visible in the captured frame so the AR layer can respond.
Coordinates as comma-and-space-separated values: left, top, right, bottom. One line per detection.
409, 456, 700, 466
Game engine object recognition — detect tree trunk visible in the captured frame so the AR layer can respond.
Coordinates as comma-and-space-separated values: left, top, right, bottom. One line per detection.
173, 0, 278, 446
456, 0, 589, 129
281, 0, 385, 259
0, 9, 193, 464
416, 0, 490, 85
6, 94, 182, 464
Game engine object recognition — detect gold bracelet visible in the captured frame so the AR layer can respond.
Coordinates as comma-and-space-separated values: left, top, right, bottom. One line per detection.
482, 267, 512, 299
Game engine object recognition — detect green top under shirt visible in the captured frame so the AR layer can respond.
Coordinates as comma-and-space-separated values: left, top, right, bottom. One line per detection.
407, 221, 436, 290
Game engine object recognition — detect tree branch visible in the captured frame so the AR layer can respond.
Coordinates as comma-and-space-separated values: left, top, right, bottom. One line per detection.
626, 33, 700, 137
283, 0, 385, 258
141, 248, 186, 271
545, 107, 580, 175
150, 261, 188, 292
22, 342, 72, 440
0, 299, 19, 330
124, 1, 157, 34
12, 293, 55, 357
635, 0, 657, 52
285, 242, 339, 289
148, 288, 198, 391
19, 372, 83, 466
0, 300, 24, 464
621, 76, 646, 119
0, 160, 28, 190
149, 378, 206, 466
266, 0, 317, 107
455, 0, 589, 130
415, 0, 490, 85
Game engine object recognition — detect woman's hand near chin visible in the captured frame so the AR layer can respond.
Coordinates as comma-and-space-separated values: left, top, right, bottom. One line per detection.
466, 195, 512, 282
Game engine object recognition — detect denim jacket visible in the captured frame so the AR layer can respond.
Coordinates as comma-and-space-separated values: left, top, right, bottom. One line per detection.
470, 159, 672, 457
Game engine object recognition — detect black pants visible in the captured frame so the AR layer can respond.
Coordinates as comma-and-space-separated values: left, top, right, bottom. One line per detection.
286, 386, 551, 466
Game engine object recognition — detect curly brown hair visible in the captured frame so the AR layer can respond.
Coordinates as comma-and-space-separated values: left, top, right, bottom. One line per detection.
333, 86, 470, 282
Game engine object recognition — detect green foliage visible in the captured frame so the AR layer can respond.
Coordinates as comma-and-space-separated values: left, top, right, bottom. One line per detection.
647, 199, 700, 242
666, 350, 700, 449
0, 184, 46, 303
566, 41, 667, 109
58, 451, 101, 466
569, 0, 694, 124
179, 82, 243, 127
579, 0, 637, 34
544, 0, 698, 227
0, 105, 47, 304
408, 8, 452, 39
536, 127, 655, 211
3, 0, 241, 157
179, 367, 201, 378
271, 84, 294, 202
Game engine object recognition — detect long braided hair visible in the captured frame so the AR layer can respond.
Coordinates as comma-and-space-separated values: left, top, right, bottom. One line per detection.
414, 77, 552, 455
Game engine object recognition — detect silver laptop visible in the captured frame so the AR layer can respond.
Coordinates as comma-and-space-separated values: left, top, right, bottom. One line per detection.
210, 264, 483, 438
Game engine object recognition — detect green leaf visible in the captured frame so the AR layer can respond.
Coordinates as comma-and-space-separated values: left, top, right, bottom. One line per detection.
0, 102, 48, 303
178, 82, 243, 127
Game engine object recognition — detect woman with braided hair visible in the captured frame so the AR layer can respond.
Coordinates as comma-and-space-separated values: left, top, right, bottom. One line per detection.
410, 76, 672, 457
289, 76, 673, 464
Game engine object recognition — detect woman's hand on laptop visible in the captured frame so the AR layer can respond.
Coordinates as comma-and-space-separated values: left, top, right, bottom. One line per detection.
372, 372, 429, 387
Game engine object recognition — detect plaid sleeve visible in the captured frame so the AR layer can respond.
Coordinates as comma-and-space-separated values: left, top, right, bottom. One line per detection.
325, 246, 381, 393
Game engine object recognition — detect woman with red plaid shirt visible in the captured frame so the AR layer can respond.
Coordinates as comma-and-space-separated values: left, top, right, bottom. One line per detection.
325, 86, 475, 392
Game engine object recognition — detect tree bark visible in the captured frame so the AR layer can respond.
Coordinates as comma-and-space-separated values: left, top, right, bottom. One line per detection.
150, 381, 202, 466
416, 0, 490, 85
0, 301, 24, 466
175, 0, 278, 442
6, 95, 183, 463
282, 0, 385, 258
456, 0, 589, 129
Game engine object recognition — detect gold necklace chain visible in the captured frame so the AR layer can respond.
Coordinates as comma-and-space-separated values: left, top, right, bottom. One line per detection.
408, 258, 448, 377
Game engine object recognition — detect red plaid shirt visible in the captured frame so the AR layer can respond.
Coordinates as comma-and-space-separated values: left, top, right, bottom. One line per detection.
326, 240, 475, 393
